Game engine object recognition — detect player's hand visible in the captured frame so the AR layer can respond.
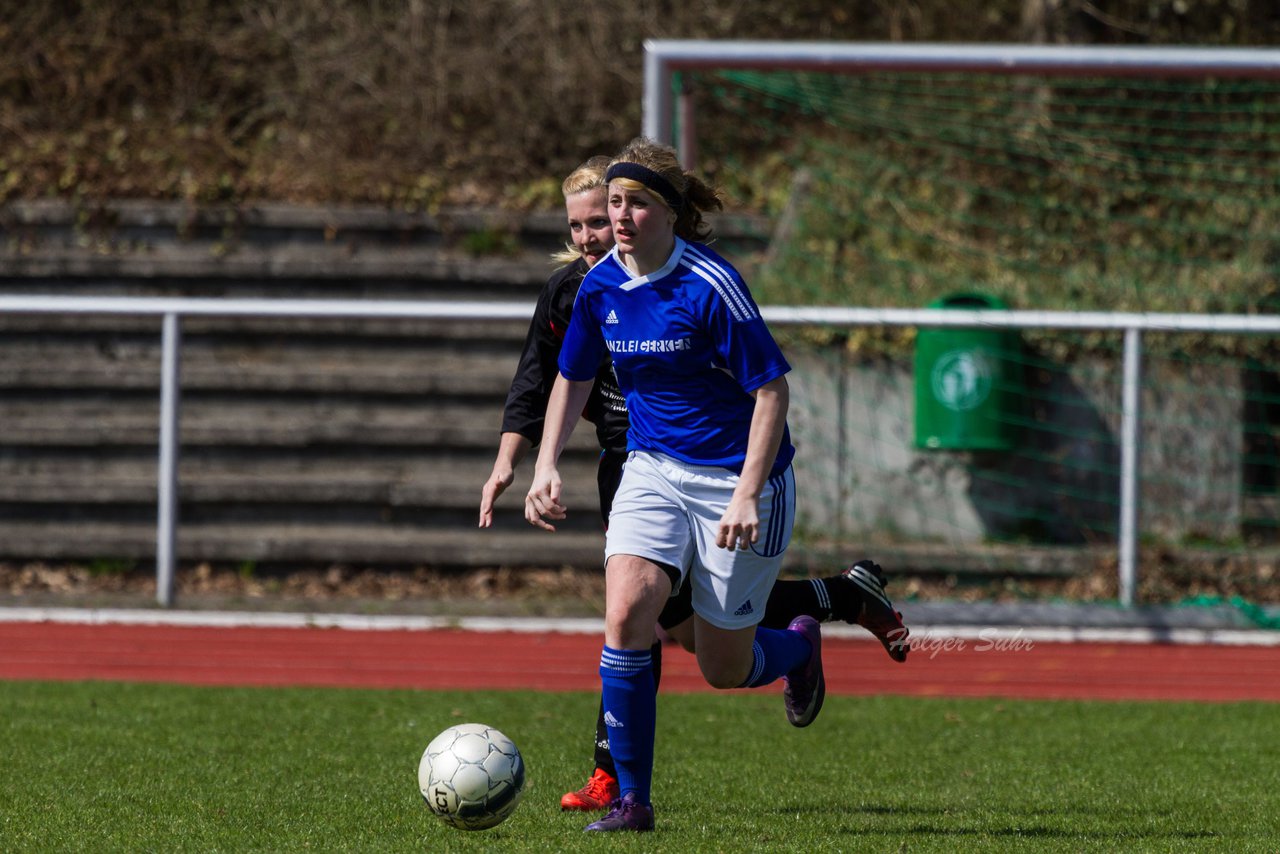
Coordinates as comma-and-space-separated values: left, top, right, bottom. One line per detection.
525, 468, 566, 532
478, 464, 515, 528
716, 495, 759, 551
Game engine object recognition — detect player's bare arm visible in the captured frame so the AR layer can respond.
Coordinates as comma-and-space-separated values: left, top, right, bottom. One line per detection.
479, 432, 532, 528
716, 376, 789, 551
525, 374, 594, 532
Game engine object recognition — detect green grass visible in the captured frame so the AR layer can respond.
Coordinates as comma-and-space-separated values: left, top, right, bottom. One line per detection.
2, 681, 1278, 852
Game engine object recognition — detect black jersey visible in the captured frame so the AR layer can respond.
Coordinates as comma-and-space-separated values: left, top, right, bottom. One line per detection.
500, 258, 629, 454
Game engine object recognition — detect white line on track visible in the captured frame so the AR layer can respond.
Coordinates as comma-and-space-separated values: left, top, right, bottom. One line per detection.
2, 607, 1278, 647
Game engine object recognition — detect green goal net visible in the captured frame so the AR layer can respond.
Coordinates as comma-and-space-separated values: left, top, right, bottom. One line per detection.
675, 64, 1280, 608
695, 68, 1280, 314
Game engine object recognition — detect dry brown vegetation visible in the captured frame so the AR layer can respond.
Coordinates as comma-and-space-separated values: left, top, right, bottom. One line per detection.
3, 1, 1276, 209
4, 553, 1279, 614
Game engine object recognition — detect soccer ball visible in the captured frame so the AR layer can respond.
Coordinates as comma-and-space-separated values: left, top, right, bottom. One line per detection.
418, 723, 526, 830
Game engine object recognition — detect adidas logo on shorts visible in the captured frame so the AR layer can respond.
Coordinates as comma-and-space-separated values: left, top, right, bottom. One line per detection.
734, 599, 754, 617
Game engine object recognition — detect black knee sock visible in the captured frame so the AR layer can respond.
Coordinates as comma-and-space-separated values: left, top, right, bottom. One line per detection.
592, 695, 614, 776
760, 578, 832, 629
651, 638, 663, 689
592, 639, 664, 778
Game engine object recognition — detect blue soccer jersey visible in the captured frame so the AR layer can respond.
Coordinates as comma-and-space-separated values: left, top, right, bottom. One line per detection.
559, 238, 795, 474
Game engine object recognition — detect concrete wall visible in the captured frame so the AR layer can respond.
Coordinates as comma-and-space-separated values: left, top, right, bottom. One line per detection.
787, 345, 1245, 547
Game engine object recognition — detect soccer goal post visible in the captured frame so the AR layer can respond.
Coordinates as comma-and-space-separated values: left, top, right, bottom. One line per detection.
641, 41, 1280, 609
645, 41, 1280, 166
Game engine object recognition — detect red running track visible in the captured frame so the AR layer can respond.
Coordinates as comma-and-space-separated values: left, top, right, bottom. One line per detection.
2, 621, 1279, 702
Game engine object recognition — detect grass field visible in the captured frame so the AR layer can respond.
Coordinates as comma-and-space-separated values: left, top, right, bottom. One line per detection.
3, 680, 1278, 852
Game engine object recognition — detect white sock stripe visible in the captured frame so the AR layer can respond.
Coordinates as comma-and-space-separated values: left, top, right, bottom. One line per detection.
601, 663, 650, 675
747, 641, 765, 686
600, 648, 652, 674
810, 578, 830, 610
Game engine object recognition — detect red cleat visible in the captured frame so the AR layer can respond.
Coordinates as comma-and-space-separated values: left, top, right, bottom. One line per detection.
560, 767, 619, 812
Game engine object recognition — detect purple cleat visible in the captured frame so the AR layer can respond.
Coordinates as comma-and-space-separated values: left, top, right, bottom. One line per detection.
783, 615, 825, 728
583, 792, 655, 833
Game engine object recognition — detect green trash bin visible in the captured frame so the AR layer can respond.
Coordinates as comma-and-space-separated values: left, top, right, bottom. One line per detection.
914, 292, 1023, 450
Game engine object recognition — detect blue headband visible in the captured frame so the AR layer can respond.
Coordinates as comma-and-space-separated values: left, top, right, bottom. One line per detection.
605, 162, 684, 212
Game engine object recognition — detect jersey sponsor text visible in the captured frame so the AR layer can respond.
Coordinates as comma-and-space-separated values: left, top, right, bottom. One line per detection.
606, 337, 693, 354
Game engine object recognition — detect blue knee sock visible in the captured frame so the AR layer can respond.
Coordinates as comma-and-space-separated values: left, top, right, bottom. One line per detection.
599, 645, 656, 804
738, 625, 812, 688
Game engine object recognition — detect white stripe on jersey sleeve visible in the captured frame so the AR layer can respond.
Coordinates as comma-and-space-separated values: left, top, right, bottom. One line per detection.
680, 247, 758, 322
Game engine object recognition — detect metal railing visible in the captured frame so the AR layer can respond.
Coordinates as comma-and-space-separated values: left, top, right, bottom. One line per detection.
6, 293, 1280, 606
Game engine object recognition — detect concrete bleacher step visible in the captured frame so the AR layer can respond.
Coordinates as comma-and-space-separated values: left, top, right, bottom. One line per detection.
0, 519, 607, 567
0, 246, 553, 296
0, 336, 521, 394
0, 395, 610, 449
2, 202, 775, 571
0, 314, 533, 340
0, 452, 603, 509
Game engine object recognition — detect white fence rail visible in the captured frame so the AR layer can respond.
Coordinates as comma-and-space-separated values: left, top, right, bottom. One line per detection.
6, 294, 1280, 607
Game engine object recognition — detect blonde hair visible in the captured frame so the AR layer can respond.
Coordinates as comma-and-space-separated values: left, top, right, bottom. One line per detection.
551, 155, 610, 266
607, 137, 723, 242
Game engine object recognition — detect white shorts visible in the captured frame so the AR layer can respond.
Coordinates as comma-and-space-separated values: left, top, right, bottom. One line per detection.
605, 450, 796, 630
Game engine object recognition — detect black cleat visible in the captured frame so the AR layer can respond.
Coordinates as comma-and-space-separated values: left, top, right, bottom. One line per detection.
840, 560, 910, 663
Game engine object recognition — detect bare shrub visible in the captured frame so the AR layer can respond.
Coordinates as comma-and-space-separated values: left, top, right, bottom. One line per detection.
1, 1, 1276, 206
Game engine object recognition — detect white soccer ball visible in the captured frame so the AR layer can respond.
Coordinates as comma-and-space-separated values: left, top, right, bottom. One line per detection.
418, 723, 526, 830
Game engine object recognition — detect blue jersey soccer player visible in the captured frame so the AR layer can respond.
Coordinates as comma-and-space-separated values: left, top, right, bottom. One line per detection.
525, 138, 909, 833
482, 156, 911, 815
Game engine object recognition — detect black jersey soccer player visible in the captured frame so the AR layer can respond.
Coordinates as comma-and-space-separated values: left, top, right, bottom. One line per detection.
481, 154, 910, 818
